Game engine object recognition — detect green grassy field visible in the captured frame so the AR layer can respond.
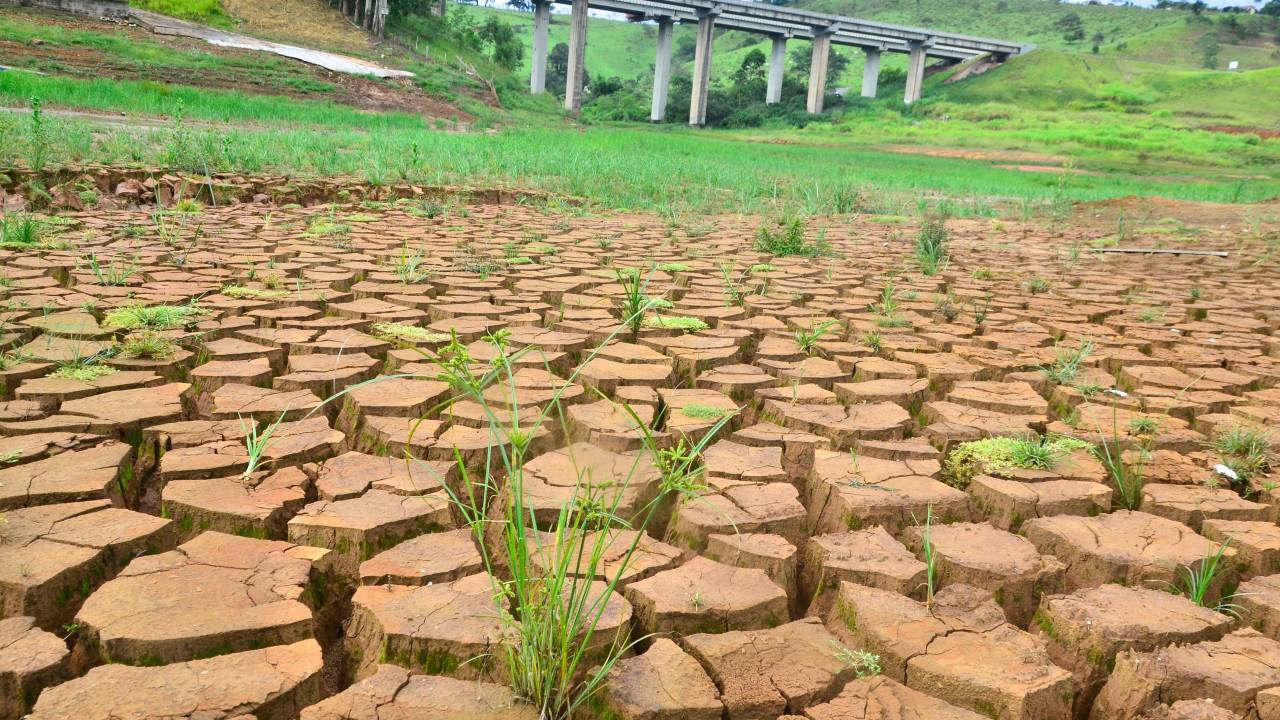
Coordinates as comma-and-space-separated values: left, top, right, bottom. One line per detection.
1, 0, 1277, 218
3, 75, 1277, 218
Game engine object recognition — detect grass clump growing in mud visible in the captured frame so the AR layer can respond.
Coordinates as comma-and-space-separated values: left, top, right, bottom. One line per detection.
369, 322, 450, 346
50, 362, 117, 382
1174, 539, 1241, 618
1039, 340, 1094, 386
1211, 425, 1274, 484
873, 280, 909, 329
221, 285, 289, 300
943, 435, 1093, 490
914, 217, 949, 276
679, 404, 730, 420
794, 321, 838, 356
84, 253, 139, 286
104, 302, 209, 330
0, 214, 48, 250
393, 245, 433, 284
616, 268, 657, 334
643, 315, 707, 332
917, 504, 938, 609
240, 413, 286, 479
118, 331, 178, 359
1093, 405, 1147, 511
754, 216, 832, 258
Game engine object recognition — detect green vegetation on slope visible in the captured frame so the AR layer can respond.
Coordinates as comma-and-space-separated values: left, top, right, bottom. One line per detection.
0, 14, 336, 93
935, 50, 1280, 128
128, 0, 232, 27
0, 71, 431, 130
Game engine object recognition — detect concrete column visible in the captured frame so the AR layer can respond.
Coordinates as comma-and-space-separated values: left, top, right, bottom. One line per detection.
689, 12, 716, 126
530, 0, 551, 94
766, 36, 786, 104
861, 48, 881, 98
806, 33, 831, 114
904, 40, 927, 104
564, 0, 589, 112
650, 18, 674, 122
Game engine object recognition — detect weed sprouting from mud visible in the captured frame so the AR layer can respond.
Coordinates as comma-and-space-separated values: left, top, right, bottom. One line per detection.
914, 217, 949, 275
1039, 340, 1094, 386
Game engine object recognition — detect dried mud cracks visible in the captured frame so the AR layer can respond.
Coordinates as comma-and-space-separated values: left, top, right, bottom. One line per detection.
2, 182, 1280, 720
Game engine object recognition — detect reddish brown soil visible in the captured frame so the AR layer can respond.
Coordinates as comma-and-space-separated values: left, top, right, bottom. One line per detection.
1077, 194, 1280, 231
1203, 125, 1280, 140
3, 171, 1280, 720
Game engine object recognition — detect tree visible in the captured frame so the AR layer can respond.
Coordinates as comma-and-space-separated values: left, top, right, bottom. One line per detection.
507, 0, 535, 9
547, 42, 570, 97
1198, 33, 1219, 68
733, 48, 768, 86
1263, 0, 1280, 17
1055, 12, 1085, 43
788, 46, 850, 83
477, 16, 523, 70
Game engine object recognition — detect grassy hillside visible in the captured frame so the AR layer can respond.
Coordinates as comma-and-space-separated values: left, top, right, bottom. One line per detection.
935, 50, 1280, 128
798, 0, 1184, 51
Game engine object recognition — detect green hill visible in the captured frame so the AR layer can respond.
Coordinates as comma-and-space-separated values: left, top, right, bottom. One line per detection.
933, 49, 1280, 127
461, 0, 1280, 127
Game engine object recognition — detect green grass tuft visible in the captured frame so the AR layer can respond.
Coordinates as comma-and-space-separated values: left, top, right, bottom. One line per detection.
944, 435, 1093, 489
643, 316, 708, 332
104, 303, 209, 330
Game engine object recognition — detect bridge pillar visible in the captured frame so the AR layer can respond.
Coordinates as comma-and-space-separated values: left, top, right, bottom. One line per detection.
806, 32, 831, 114
530, 0, 551, 95
689, 11, 717, 126
766, 35, 786, 105
904, 40, 927, 104
564, 0, 589, 112
861, 47, 881, 98
651, 17, 674, 122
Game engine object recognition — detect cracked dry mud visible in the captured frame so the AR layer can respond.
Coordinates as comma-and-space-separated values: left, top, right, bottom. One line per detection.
2, 172, 1280, 720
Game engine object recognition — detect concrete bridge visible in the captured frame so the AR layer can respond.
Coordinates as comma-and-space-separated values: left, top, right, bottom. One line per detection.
528, 0, 1030, 125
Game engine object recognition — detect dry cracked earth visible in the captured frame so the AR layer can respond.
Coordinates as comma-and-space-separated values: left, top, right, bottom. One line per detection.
2, 171, 1280, 720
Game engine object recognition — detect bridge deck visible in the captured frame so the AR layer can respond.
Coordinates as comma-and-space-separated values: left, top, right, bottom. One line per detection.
549, 0, 1029, 59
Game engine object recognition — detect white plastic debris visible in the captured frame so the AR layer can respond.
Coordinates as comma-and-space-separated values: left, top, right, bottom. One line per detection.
1105, 388, 1128, 398
1213, 464, 1240, 482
